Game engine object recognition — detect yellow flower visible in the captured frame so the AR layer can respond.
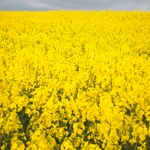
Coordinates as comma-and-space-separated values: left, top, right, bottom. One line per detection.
61, 140, 75, 150
1, 10, 150, 150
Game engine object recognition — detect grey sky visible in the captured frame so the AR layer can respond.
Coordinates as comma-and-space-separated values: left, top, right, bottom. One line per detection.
0, 0, 149, 11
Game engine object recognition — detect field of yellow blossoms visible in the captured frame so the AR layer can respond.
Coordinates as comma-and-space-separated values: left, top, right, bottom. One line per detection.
0, 10, 150, 150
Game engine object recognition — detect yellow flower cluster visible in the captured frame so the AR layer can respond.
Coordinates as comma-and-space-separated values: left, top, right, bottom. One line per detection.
0, 10, 150, 149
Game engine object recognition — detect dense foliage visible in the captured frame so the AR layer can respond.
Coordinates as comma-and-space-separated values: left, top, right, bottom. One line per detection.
0, 10, 150, 150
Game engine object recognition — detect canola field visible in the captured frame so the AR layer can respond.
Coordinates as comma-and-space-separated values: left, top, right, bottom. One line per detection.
0, 10, 150, 150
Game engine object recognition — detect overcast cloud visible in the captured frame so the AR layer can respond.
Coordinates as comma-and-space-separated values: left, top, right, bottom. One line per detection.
0, 0, 150, 11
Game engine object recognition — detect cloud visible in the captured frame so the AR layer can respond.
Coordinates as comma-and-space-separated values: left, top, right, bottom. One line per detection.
29, 0, 60, 10
0, 0, 150, 11
0, 0, 60, 10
